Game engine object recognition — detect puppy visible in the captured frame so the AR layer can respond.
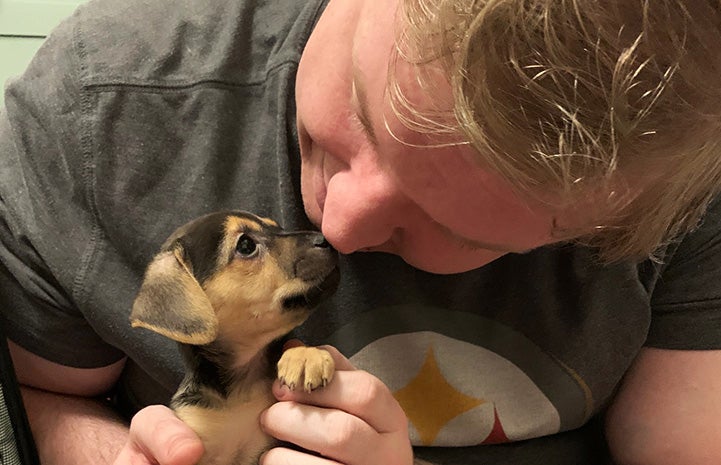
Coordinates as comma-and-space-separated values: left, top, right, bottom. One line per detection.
130, 211, 340, 465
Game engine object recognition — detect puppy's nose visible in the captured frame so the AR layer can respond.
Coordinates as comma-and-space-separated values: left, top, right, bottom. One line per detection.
313, 235, 331, 249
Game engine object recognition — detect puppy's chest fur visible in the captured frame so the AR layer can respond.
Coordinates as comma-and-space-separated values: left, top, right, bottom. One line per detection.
171, 345, 279, 465
175, 384, 276, 465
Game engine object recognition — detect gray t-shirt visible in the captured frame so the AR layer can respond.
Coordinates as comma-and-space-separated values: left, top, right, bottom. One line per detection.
2, 0, 721, 464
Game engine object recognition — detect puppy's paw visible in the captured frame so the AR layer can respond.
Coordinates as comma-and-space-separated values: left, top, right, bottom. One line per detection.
277, 346, 335, 392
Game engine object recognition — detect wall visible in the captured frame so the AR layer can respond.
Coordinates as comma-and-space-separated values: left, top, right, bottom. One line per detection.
0, 0, 86, 106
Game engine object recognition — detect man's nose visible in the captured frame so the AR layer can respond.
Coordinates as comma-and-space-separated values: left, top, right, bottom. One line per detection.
319, 167, 410, 254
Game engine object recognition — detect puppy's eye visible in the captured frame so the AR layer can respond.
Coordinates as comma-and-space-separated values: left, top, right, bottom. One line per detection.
236, 234, 258, 257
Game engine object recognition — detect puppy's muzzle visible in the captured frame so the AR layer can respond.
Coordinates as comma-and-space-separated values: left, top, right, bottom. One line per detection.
294, 233, 336, 280
282, 232, 339, 311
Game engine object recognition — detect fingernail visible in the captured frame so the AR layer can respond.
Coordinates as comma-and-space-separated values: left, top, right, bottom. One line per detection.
283, 338, 304, 350
275, 383, 290, 399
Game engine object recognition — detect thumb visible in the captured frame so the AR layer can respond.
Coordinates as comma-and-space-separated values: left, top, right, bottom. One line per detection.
126, 405, 204, 465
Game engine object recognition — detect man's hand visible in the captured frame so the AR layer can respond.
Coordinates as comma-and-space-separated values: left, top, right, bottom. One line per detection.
113, 405, 204, 465
259, 344, 413, 465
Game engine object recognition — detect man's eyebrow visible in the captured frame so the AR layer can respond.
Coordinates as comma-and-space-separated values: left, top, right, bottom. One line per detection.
351, 67, 379, 146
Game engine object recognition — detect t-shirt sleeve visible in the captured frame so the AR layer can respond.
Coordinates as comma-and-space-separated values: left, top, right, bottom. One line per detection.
646, 197, 721, 349
0, 10, 124, 368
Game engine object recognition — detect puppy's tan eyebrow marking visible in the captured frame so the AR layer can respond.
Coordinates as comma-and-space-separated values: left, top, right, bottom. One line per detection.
259, 217, 279, 227
218, 216, 264, 263
226, 216, 263, 233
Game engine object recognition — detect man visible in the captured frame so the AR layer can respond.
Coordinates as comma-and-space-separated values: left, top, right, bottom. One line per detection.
2, 0, 721, 464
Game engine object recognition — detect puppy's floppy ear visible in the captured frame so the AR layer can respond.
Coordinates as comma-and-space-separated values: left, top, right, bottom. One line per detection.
130, 247, 218, 345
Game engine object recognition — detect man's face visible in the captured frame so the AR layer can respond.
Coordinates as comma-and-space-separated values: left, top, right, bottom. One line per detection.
296, 0, 568, 274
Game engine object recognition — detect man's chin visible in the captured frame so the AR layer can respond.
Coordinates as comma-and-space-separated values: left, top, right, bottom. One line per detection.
402, 258, 497, 275
358, 249, 504, 275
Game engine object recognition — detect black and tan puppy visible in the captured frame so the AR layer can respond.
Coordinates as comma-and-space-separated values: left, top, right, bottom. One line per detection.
130, 211, 339, 465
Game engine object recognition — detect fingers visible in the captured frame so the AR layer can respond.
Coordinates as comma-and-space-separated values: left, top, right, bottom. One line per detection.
118, 405, 204, 465
272, 369, 407, 433
261, 402, 412, 465
260, 446, 342, 465
267, 343, 413, 465
262, 402, 376, 463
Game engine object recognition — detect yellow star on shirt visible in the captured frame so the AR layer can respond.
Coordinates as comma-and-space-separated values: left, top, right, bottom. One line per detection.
393, 346, 485, 446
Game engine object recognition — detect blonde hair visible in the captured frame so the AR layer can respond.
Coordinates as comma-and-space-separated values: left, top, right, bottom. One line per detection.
392, 0, 721, 262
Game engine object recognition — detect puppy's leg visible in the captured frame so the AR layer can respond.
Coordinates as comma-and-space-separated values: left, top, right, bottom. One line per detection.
277, 347, 335, 392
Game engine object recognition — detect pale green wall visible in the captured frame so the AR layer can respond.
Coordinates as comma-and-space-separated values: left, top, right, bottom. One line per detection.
0, 0, 86, 106
0, 36, 44, 104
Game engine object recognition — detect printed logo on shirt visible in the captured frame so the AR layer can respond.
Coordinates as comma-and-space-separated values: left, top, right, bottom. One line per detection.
323, 305, 593, 447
